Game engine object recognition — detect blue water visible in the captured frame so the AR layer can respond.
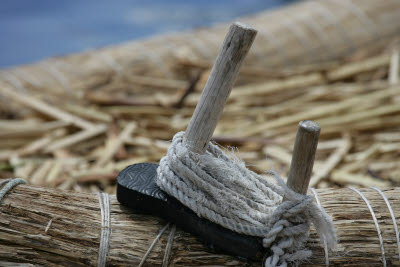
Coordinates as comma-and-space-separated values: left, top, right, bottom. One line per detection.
0, 0, 295, 68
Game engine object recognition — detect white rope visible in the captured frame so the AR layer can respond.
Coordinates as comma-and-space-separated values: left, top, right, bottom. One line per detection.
349, 187, 386, 267
97, 192, 111, 267
162, 224, 177, 267
371, 187, 400, 260
0, 178, 27, 204
138, 223, 170, 267
0, 178, 11, 188
157, 132, 336, 267
311, 188, 330, 267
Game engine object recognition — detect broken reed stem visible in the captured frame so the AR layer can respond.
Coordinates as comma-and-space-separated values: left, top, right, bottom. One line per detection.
389, 49, 399, 85
183, 22, 257, 154
0, 84, 96, 130
1, 183, 400, 266
309, 134, 351, 187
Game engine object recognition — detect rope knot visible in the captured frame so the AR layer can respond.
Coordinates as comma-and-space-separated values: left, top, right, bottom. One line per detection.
157, 132, 336, 267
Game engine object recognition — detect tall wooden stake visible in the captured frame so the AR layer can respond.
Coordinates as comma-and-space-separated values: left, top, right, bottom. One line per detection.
286, 120, 320, 195
183, 22, 257, 154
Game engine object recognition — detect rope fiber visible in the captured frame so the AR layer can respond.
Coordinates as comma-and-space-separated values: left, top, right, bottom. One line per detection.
157, 132, 336, 267
0, 178, 27, 204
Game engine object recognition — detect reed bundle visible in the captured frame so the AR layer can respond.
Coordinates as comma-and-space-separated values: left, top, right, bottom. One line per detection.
2, 0, 399, 81
0, 183, 399, 266
1, 49, 399, 192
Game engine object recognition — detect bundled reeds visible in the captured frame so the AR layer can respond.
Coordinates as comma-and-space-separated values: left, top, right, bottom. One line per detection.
1, 184, 399, 266
1, 48, 399, 192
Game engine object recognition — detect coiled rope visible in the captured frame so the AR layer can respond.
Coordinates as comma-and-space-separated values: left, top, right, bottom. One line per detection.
157, 132, 336, 266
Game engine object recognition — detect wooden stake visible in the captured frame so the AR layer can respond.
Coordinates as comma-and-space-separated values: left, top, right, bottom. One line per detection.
286, 120, 320, 195
183, 22, 257, 154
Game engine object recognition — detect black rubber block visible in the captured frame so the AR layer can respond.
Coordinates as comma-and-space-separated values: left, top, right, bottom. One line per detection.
116, 163, 265, 260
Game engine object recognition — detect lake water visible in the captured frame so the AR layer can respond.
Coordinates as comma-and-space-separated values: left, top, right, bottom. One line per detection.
0, 0, 296, 68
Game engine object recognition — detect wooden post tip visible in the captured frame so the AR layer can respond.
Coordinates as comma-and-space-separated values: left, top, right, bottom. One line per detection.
232, 22, 257, 33
285, 120, 321, 196
183, 21, 257, 154
298, 120, 320, 133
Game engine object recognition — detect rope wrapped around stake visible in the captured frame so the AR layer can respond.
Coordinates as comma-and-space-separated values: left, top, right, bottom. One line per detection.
157, 132, 337, 267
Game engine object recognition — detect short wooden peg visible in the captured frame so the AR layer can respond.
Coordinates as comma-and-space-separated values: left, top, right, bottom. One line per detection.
286, 120, 321, 195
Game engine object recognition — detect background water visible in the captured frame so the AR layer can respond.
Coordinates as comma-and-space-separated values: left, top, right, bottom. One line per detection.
0, 0, 296, 68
